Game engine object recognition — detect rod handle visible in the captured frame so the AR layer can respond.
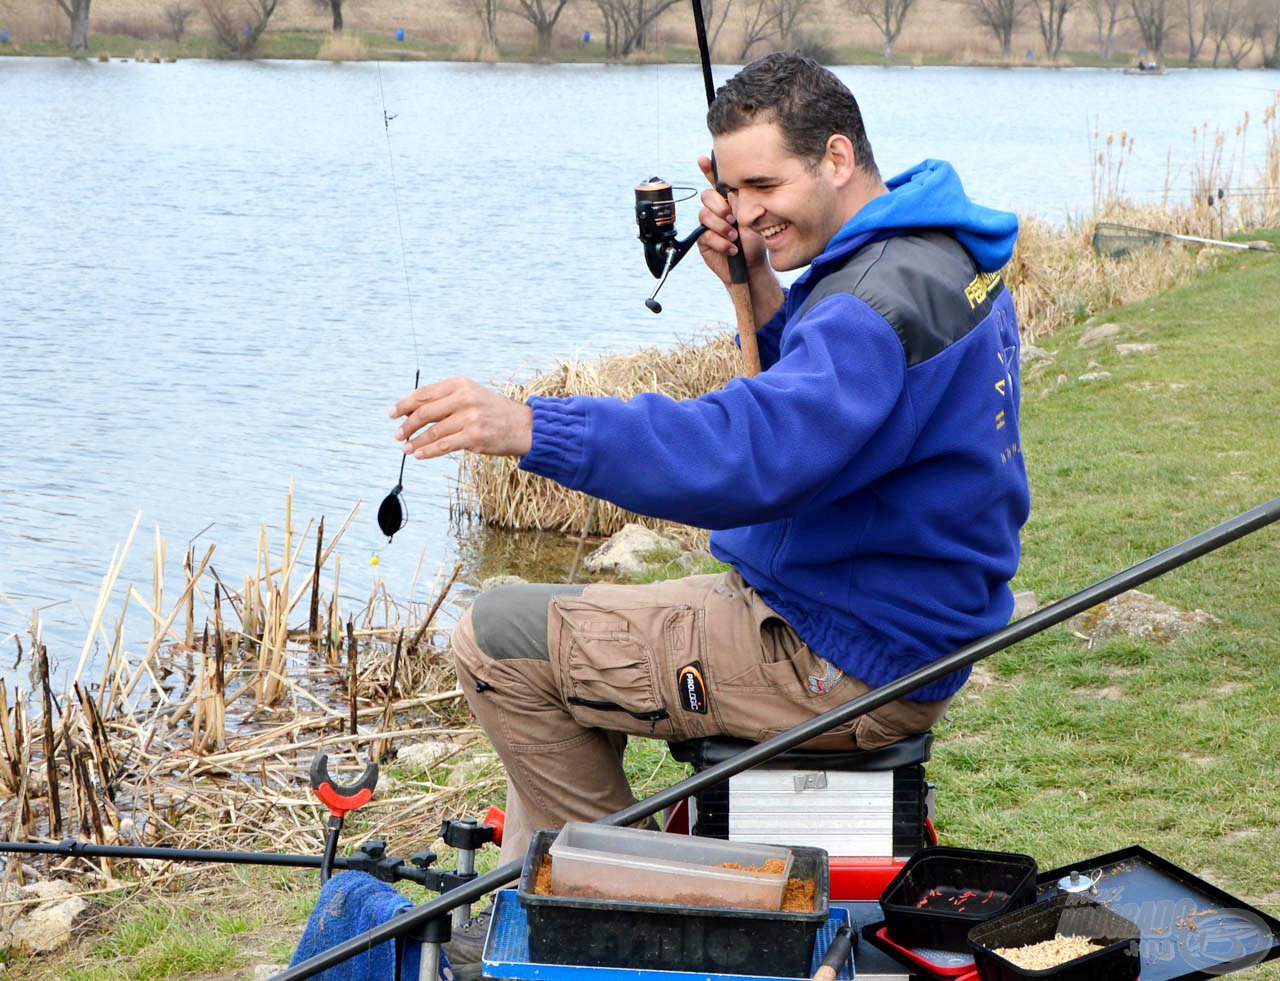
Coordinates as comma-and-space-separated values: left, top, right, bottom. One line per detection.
811, 924, 854, 981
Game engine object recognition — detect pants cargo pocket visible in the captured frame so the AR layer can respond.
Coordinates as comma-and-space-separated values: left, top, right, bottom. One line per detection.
554, 616, 672, 737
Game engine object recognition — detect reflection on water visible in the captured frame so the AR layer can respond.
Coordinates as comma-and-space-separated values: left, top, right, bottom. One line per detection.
2, 57, 1278, 681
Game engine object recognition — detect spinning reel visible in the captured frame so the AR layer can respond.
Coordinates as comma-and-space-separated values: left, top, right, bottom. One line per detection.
634, 178, 706, 314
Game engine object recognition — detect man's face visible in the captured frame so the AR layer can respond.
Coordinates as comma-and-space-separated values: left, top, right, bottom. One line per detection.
711, 120, 843, 272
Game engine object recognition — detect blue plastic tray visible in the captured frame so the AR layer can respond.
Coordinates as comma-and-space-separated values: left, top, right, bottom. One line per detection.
483, 890, 853, 981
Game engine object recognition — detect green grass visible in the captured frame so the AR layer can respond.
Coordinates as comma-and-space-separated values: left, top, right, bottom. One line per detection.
61, 903, 246, 979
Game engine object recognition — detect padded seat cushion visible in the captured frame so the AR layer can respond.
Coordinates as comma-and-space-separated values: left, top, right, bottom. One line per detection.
668, 731, 932, 772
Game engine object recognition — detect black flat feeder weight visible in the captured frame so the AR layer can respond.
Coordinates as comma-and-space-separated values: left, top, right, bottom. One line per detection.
380, 368, 421, 543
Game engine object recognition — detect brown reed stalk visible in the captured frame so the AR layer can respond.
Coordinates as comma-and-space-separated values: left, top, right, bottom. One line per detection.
73, 751, 106, 846
96, 591, 130, 718
75, 683, 117, 800
125, 544, 215, 703
152, 525, 165, 642
213, 593, 226, 750
0, 682, 18, 796
373, 631, 403, 763
9, 699, 32, 843
73, 510, 140, 688
36, 645, 62, 838
329, 553, 342, 664
409, 561, 463, 654
61, 706, 81, 838
192, 626, 208, 753
309, 517, 324, 646
184, 546, 195, 649
347, 618, 358, 737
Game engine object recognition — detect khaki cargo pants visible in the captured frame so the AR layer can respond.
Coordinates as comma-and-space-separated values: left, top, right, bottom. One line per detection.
450, 570, 950, 862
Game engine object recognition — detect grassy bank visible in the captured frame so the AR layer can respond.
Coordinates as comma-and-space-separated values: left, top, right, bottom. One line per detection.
12, 235, 1279, 979
932, 235, 1280, 970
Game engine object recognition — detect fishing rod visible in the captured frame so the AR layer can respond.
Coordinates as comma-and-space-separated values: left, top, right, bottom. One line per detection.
632, 0, 760, 375
0, 837, 426, 880
275, 492, 1280, 980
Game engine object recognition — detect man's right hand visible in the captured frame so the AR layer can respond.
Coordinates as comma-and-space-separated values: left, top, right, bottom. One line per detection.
697, 155, 784, 329
696, 155, 768, 286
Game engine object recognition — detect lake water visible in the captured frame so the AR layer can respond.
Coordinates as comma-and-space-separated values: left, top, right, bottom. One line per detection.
2, 56, 1278, 681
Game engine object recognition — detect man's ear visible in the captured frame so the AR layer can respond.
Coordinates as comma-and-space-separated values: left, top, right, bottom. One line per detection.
825, 134, 858, 187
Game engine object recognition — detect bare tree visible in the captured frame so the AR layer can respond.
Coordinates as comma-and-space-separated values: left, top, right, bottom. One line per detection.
51, 0, 91, 50
593, 0, 682, 57
700, 0, 736, 57
203, 0, 279, 54
738, 0, 777, 57
165, 1, 197, 37
1250, 0, 1280, 66
968, 0, 1024, 54
308, 0, 347, 32
1181, 0, 1209, 63
737, 0, 814, 58
1083, 0, 1126, 59
511, 0, 574, 57
457, 0, 502, 50
1129, 0, 1168, 59
848, 0, 918, 59
1207, 0, 1254, 64
769, 0, 812, 46
1030, 0, 1075, 57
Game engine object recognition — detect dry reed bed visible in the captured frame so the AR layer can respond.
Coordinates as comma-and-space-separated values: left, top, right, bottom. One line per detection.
459, 109, 1280, 536
0, 486, 494, 909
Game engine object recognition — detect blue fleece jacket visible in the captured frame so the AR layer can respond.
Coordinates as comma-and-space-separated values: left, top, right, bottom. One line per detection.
519, 159, 1029, 701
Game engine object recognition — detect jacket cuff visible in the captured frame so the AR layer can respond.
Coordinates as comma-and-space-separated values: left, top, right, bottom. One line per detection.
518, 396, 588, 486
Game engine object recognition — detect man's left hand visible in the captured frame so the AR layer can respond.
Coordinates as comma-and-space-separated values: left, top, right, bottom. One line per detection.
390, 377, 533, 460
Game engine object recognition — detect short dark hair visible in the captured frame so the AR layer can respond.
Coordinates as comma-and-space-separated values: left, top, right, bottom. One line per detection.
707, 51, 877, 176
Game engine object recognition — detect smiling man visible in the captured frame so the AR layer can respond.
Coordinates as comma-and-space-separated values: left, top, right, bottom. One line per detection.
391, 52, 1028, 976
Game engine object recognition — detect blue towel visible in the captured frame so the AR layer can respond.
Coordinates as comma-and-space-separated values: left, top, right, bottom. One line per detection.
290, 871, 452, 980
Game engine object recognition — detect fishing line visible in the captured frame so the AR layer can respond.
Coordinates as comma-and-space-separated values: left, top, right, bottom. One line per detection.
373, 61, 421, 553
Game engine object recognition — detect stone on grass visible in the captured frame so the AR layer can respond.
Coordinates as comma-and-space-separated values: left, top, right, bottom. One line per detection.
396, 740, 459, 770
1078, 323, 1122, 347
0, 879, 87, 953
1021, 344, 1053, 364
1011, 590, 1038, 620
1067, 589, 1221, 645
1116, 343, 1156, 356
478, 575, 526, 592
1078, 370, 1112, 383
583, 524, 679, 576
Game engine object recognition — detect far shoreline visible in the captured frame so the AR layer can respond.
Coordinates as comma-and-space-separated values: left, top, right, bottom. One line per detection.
0, 30, 1216, 71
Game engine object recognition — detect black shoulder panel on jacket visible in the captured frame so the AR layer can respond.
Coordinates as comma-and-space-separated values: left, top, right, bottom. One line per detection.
798, 231, 1007, 366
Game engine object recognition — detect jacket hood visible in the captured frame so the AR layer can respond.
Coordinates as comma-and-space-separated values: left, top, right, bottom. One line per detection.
824, 159, 1019, 272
